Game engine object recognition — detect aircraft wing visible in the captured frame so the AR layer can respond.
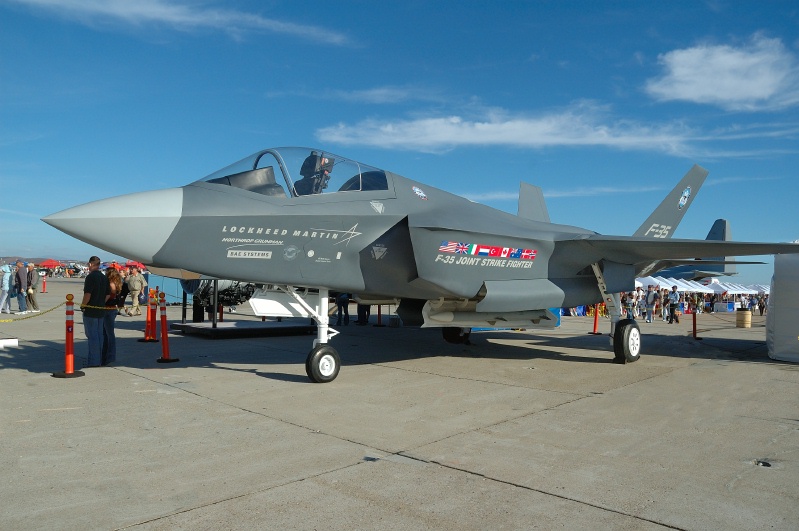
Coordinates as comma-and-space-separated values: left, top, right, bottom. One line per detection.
562, 236, 799, 274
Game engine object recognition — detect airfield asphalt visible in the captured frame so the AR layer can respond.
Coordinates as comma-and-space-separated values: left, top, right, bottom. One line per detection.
1, 278, 797, 530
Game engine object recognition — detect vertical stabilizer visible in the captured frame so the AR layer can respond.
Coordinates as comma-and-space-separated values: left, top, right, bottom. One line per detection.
633, 164, 708, 238
518, 182, 551, 223
704, 219, 735, 275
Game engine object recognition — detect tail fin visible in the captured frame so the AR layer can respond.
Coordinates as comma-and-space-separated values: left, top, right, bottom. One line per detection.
703, 219, 736, 276
517, 182, 551, 222
633, 164, 708, 238
705, 218, 728, 241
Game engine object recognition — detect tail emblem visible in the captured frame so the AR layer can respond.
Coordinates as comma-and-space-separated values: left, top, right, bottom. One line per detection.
678, 186, 691, 210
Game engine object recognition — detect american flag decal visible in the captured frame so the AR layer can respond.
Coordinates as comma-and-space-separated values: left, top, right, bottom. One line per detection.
438, 241, 458, 252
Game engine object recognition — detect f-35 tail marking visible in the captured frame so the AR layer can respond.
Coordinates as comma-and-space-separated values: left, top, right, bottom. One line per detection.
633, 164, 708, 238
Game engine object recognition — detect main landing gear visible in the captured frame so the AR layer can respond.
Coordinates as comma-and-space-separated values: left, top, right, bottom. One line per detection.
591, 263, 642, 364
276, 286, 341, 383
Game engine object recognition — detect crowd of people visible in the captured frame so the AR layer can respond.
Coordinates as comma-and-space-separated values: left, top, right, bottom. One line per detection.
1, 257, 149, 368
619, 284, 769, 323
0, 260, 43, 315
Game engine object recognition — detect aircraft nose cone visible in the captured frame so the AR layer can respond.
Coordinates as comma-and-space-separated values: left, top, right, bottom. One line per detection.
42, 188, 184, 263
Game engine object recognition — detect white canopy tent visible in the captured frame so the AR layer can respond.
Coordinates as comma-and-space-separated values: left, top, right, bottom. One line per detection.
635, 276, 714, 294
748, 284, 771, 295
704, 279, 756, 295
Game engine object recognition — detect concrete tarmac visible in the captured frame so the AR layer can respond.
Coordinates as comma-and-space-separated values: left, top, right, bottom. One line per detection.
1, 278, 796, 530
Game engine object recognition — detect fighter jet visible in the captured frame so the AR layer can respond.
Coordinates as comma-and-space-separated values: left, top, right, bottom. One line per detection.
43, 147, 799, 382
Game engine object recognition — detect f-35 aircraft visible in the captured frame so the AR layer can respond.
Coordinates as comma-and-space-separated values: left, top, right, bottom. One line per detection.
44, 147, 799, 382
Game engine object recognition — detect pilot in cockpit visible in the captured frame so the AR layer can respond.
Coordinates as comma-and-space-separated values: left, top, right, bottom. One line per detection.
294, 152, 334, 196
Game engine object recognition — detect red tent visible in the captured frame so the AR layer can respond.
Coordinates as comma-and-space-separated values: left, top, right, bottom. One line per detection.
125, 260, 145, 269
39, 259, 65, 268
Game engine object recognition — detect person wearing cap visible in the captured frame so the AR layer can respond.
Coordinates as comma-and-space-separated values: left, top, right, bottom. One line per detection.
125, 265, 147, 316
26, 263, 41, 312
667, 285, 682, 324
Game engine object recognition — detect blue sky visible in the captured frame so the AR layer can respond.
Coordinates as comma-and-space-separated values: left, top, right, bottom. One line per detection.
1, 0, 798, 286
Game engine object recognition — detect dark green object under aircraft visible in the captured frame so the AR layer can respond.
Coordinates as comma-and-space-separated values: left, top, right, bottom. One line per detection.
44, 147, 799, 382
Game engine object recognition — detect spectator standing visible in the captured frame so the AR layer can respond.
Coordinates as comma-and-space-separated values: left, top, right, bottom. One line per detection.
102, 268, 124, 365
667, 285, 681, 324
14, 261, 28, 314
644, 285, 659, 323
622, 292, 634, 319
26, 263, 41, 312
635, 286, 645, 318
0, 264, 13, 313
117, 269, 131, 315
356, 303, 371, 325
80, 256, 109, 367
335, 292, 350, 326
125, 266, 147, 316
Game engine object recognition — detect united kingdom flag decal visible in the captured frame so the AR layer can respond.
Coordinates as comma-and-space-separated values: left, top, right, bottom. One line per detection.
412, 186, 428, 200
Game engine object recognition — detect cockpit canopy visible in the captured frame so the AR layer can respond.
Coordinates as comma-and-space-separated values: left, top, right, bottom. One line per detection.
198, 147, 389, 198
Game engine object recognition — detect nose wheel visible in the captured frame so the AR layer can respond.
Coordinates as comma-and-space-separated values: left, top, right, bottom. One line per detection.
306, 344, 341, 383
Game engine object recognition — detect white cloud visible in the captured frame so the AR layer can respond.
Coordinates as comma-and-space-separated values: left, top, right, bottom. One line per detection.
645, 34, 799, 111
266, 85, 444, 104
316, 103, 694, 154
7, 0, 349, 44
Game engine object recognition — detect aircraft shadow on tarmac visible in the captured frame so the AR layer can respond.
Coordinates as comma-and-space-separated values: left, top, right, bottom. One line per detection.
1, 319, 781, 378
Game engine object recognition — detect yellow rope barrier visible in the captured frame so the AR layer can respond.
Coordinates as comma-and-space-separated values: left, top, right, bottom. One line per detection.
0, 301, 67, 323
0, 301, 124, 324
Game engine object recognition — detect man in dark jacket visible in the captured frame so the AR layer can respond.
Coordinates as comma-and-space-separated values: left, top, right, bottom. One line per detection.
14, 260, 28, 314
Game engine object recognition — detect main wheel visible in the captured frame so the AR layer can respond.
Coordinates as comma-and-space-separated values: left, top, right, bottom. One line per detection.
613, 319, 641, 363
442, 327, 466, 344
306, 345, 341, 383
